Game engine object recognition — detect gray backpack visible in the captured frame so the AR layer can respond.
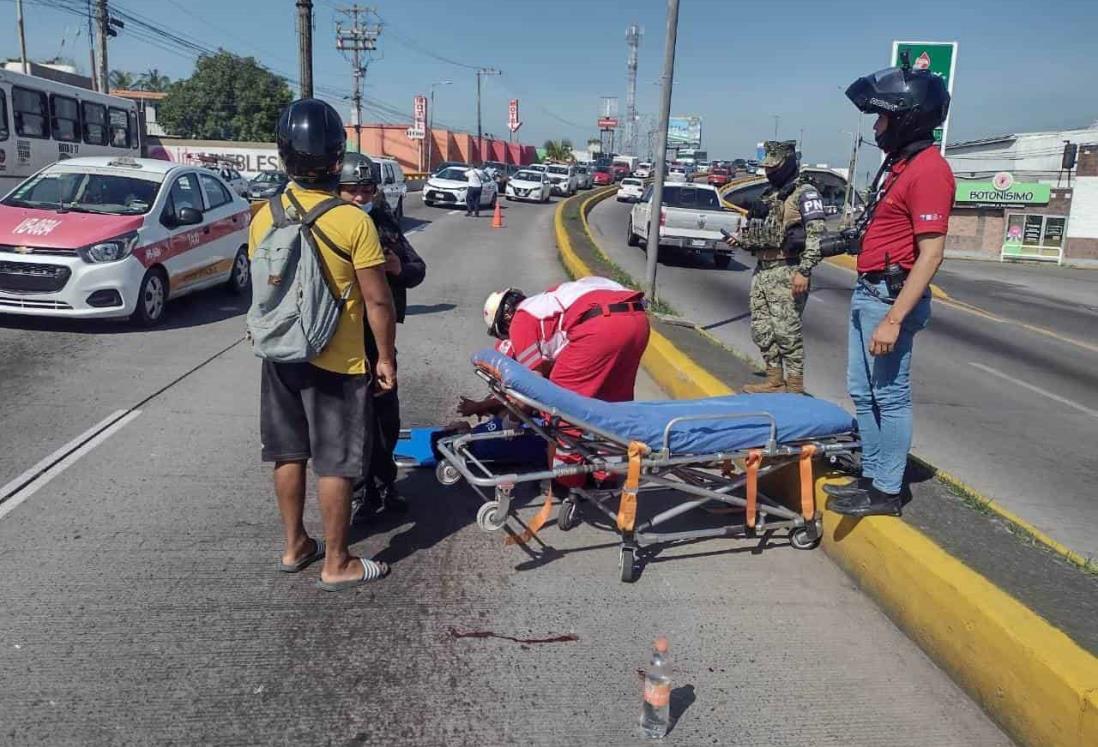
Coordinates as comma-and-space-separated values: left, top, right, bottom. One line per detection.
245, 192, 354, 363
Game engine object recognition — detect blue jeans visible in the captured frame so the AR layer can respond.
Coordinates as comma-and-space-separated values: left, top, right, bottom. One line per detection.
465, 187, 482, 215
847, 280, 931, 495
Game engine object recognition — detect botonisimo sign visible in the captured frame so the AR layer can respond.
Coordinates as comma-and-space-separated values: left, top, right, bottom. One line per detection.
955, 179, 1051, 207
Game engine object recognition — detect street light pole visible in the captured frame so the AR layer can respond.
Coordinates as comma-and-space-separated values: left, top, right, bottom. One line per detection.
643, 0, 680, 302
15, 0, 29, 74
772, 115, 780, 140
428, 80, 452, 173
475, 67, 500, 166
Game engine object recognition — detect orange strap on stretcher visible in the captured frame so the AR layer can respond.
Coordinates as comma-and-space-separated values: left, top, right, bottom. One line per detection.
505, 493, 554, 546
744, 450, 762, 529
798, 444, 817, 521
616, 441, 648, 533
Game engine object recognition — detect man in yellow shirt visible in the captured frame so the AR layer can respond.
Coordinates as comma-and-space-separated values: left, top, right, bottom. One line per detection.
251, 99, 396, 591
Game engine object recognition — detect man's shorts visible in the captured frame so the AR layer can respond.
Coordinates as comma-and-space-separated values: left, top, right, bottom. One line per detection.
260, 361, 371, 478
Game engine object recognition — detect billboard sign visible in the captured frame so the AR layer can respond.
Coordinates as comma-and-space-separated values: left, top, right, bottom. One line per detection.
508, 99, 522, 132
598, 117, 619, 130
668, 116, 702, 149
413, 95, 427, 131
890, 41, 958, 151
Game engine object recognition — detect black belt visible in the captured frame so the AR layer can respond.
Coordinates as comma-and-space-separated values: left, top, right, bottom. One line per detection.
858, 270, 908, 284
576, 301, 646, 325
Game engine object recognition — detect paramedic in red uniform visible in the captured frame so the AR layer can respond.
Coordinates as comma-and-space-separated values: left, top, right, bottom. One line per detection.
460, 276, 650, 412
823, 60, 954, 517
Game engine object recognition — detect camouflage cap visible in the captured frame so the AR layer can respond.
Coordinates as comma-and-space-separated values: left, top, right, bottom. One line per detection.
760, 140, 798, 168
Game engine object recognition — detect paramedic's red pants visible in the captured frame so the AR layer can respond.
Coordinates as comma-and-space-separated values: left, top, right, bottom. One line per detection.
550, 310, 650, 486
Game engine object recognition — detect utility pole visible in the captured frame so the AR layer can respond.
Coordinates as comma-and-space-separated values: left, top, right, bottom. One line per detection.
842, 113, 864, 220
336, 5, 381, 154
86, 0, 97, 90
15, 0, 29, 74
297, 0, 313, 98
624, 24, 642, 156
428, 80, 452, 173
772, 114, 779, 140
475, 67, 500, 165
644, 0, 680, 302
95, 0, 109, 93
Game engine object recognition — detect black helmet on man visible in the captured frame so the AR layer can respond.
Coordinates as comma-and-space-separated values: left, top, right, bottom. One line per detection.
845, 65, 950, 154
339, 152, 379, 186
760, 140, 798, 187
276, 98, 346, 187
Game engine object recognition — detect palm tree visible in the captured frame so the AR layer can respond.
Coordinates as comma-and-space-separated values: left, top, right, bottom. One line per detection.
137, 69, 171, 92
543, 139, 574, 162
108, 69, 135, 91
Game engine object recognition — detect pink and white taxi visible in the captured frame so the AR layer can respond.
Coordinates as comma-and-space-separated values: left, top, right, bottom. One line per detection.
0, 156, 251, 325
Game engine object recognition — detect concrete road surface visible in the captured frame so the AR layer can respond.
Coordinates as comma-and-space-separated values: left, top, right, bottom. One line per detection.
0, 193, 1007, 744
591, 197, 1098, 558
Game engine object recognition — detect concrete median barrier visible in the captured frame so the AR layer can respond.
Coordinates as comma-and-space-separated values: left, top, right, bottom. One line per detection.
552, 187, 1098, 747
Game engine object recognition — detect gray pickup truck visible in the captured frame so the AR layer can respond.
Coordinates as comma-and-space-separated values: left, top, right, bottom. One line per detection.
627, 183, 742, 268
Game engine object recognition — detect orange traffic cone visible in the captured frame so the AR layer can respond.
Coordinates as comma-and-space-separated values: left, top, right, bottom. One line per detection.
491, 201, 504, 229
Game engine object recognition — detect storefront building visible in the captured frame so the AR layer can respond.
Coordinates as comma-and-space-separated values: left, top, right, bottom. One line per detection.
945, 126, 1098, 265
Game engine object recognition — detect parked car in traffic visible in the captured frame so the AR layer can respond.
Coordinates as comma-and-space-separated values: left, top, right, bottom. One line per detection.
627, 183, 741, 268
574, 165, 594, 190
616, 177, 645, 203
633, 162, 653, 178
707, 168, 732, 187
545, 164, 578, 196
667, 166, 688, 183
0, 156, 251, 325
209, 166, 248, 197
247, 170, 288, 200
372, 156, 408, 220
423, 166, 498, 209
592, 168, 615, 186
505, 169, 552, 203
610, 162, 630, 182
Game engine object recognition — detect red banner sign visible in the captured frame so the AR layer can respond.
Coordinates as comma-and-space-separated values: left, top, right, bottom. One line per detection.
598, 117, 619, 129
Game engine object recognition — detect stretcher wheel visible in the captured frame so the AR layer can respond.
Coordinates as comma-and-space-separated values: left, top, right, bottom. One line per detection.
557, 499, 580, 532
790, 526, 821, 551
477, 501, 506, 532
619, 547, 637, 583
436, 461, 461, 486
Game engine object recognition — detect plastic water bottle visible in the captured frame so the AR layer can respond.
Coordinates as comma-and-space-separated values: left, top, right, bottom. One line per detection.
640, 637, 671, 738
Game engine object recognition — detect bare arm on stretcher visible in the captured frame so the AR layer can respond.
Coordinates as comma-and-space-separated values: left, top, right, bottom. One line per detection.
456, 360, 552, 419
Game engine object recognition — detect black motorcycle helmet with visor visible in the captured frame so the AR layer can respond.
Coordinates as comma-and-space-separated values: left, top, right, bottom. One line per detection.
845, 61, 950, 154
276, 98, 347, 188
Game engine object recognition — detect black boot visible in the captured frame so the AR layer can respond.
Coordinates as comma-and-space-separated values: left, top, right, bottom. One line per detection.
828, 485, 902, 517
822, 477, 874, 500
351, 480, 381, 525
377, 483, 408, 514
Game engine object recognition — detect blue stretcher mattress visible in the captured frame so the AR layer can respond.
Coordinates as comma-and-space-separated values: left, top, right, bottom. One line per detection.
474, 349, 856, 455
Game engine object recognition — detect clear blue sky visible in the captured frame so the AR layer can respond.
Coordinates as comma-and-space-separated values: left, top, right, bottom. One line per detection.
6, 0, 1098, 168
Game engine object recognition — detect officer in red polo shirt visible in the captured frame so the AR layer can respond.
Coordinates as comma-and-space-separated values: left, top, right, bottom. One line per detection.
824, 60, 954, 517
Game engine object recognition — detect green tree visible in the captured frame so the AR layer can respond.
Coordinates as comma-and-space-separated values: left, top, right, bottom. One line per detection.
157, 52, 292, 142
543, 139, 574, 162
108, 69, 135, 91
137, 69, 171, 92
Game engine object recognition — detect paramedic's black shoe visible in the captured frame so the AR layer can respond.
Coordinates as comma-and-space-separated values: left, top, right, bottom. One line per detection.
351, 482, 381, 525
377, 483, 408, 514
828, 485, 902, 517
823, 477, 874, 500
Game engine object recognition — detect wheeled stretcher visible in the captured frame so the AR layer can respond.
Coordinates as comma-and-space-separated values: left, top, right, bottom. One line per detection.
435, 350, 859, 581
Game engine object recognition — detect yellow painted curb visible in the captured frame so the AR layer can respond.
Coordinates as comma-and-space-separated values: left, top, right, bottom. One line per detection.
554, 185, 1098, 747
818, 474, 1098, 747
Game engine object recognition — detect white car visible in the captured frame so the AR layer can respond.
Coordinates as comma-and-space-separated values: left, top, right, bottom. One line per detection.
505, 169, 552, 203
423, 166, 498, 209
574, 165, 594, 190
526, 163, 548, 175
545, 164, 577, 196
633, 162, 653, 179
667, 167, 688, 183
616, 177, 645, 202
372, 156, 408, 220
211, 166, 248, 197
0, 156, 251, 325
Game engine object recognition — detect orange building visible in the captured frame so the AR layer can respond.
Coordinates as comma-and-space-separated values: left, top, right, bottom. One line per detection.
346, 124, 537, 173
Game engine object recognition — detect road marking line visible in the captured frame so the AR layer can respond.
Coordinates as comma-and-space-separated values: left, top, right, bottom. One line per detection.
447, 210, 462, 215
0, 409, 143, 521
969, 362, 1098, 419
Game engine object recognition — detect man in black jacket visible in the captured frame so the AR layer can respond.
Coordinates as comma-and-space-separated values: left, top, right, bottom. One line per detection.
338, 153, 427, 520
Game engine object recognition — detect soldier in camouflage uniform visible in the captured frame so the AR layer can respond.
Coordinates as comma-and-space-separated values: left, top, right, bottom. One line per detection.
728, 140, 827, 394
338, 153, 426, 520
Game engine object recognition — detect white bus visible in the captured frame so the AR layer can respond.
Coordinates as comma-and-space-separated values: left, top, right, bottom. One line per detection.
0, 68, 140, 195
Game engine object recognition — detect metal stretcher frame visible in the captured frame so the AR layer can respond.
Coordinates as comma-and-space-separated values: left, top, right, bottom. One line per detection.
435, 365, 860, 581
